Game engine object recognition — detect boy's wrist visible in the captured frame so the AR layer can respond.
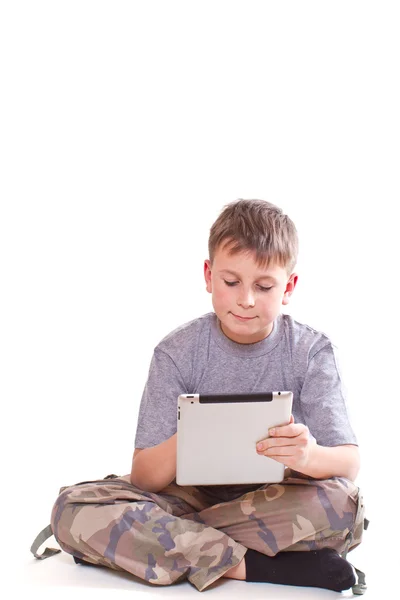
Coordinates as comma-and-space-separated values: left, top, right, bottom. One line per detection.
297, 443, 359, 481
131, 433, 178, 492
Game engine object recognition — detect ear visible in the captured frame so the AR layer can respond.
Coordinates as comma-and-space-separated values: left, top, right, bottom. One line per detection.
282, 273, 298, 306
204, 259, 212, 293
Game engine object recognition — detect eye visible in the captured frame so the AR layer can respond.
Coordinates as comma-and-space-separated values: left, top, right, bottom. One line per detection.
223, 280, 273, 292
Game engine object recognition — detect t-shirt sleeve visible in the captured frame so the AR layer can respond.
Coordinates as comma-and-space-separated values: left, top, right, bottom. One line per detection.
134, 348, 189, 449
300, 343, 358, 446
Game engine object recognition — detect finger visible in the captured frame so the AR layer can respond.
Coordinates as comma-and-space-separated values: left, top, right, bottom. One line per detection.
270, 422, 307, 438
257, 437, 300, 451
260, 453, 287, 465
268, 414, 294, 437
261, 446, 296, 457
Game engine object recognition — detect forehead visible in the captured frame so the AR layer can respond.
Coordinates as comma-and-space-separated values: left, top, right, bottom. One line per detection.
213, 246, 287, 279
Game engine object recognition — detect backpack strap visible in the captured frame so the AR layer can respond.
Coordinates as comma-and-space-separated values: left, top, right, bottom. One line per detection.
30, 524, 61, 560
350, 567, 367, 595
341, 517, 369, 595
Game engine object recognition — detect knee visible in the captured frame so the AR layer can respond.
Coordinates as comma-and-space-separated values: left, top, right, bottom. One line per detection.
316, 477, 360, 534
50, 485, 86, 554
50, 482, 152, 557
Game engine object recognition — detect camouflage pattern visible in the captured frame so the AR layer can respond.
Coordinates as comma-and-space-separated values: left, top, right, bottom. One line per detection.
50, 471, 365, 592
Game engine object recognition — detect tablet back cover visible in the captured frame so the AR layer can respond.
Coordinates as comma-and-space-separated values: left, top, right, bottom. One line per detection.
176, 391, 293, 486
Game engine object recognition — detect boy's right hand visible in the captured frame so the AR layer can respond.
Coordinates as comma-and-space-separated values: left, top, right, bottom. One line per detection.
256, 415, 313, 472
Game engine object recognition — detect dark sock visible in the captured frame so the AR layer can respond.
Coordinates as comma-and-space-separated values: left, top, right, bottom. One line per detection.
244, 547, 356, 592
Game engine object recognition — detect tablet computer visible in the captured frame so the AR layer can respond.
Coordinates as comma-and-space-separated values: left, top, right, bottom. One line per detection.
176, 391, 293, 486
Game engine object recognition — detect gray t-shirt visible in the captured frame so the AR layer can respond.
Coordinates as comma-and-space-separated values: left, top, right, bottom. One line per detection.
134, 311, 357, 497
135, 312, 357, 503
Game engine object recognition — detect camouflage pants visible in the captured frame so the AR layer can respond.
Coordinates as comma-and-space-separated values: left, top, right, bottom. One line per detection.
51, 472, 365, 592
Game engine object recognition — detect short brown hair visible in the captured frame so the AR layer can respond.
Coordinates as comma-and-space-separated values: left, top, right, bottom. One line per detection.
208, 199, 298, 274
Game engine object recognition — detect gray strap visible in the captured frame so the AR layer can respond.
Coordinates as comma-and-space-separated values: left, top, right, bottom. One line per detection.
341, 530, 353, 560
351, 566, 367, 595
341, 531, 367, 594
30, 524, 61, 560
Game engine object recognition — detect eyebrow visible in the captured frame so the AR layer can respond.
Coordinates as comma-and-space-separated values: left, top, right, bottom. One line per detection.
219, 269, 279, 284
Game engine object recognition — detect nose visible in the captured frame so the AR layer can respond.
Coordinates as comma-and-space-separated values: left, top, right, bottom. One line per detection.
237, 289, 255, 309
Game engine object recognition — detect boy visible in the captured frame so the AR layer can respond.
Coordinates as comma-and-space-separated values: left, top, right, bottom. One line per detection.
50, 199, 365, 592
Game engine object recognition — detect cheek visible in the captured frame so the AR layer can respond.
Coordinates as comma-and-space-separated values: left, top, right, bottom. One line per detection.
213, 284, 232, 306
259, 293, 279, 312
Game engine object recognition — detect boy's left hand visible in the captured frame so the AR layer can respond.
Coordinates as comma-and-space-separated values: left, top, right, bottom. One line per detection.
256, 415, 315, 471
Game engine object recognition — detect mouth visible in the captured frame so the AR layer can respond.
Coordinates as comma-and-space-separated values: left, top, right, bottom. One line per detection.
231, 313, 256, 321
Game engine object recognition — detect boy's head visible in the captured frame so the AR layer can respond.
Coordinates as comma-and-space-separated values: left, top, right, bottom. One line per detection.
204, 199, 298, 344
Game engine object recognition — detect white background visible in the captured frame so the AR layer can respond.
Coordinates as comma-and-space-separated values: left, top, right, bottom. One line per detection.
1, 1, 399, 597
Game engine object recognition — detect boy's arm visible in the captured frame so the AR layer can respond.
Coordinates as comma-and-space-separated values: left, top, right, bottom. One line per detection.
299, 442, 360, 481
285, 341, 360, 480
132, 347, 188, 493
257, 417, 361, 481
130, 433, 177, 493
